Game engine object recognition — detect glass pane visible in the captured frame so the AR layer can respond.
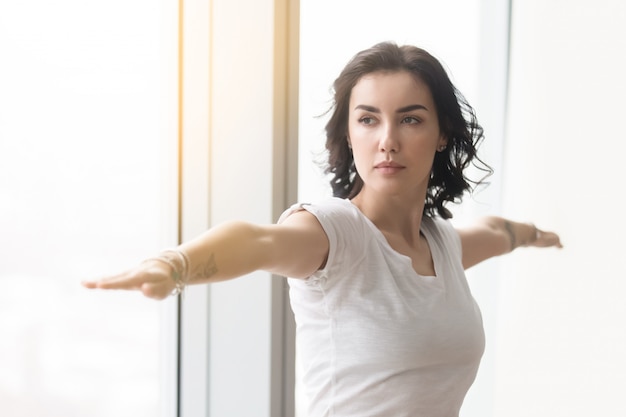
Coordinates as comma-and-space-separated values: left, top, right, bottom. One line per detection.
0, 1, 174, 416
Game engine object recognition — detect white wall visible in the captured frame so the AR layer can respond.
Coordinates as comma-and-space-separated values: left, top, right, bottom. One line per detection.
497, 1, 626, 416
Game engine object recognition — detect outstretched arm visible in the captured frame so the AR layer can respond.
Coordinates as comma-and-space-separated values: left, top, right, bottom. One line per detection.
82, 211, 329, 300
457, 216, 563, 269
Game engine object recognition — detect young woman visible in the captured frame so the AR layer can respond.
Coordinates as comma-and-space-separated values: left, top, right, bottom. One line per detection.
83, 42, 562, 417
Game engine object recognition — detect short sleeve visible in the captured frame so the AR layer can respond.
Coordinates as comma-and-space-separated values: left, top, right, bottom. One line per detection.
278, 198, 367, 286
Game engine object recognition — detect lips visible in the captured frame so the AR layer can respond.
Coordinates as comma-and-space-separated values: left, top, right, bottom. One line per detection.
374, 161, 404, 169
374, 160, 405, 173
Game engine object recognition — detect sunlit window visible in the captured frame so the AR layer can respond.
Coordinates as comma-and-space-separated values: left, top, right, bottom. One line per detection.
0, 2, 175, 416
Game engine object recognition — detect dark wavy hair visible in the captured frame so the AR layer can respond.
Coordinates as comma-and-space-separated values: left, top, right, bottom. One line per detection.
324, 42, 491, 219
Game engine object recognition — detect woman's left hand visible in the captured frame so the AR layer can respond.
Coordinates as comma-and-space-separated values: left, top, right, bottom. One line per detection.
527, 227, 563, 249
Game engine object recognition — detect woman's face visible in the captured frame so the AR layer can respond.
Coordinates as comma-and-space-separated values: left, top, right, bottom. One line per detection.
347, 70, 446, 200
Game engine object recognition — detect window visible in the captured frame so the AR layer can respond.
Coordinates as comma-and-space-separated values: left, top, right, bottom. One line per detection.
0, 1, 177, 416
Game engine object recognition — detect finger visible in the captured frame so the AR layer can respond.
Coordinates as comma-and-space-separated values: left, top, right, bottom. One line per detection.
81, 280, 99, 289
536, 231, 563, 249
83, 271, 145, 291
545, 232, 562, 247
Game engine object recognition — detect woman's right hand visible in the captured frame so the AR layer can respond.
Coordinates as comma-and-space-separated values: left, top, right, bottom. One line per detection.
82, 259, 177, 300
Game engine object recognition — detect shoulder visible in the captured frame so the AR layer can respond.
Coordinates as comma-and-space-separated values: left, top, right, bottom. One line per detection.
279, 198, 368, 254
279, 198, 369, 278
279, 198, 364, 232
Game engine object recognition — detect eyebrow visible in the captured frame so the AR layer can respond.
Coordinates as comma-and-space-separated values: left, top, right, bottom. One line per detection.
354, 104, 429, 113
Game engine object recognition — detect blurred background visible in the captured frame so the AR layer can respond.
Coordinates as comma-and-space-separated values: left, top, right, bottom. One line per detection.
1, 0, 625, 416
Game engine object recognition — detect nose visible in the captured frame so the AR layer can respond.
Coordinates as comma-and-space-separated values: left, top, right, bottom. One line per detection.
379, 124, 399, 153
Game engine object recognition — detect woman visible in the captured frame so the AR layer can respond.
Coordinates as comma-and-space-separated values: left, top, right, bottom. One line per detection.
83, 42, 562, 416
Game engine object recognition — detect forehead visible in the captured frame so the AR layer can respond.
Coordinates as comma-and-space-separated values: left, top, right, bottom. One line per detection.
349, 70, 434, 107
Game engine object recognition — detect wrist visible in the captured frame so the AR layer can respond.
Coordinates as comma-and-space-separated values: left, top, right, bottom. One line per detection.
143, 249, 191, 296
523, 223, 539, 247
504, 221, 539, 252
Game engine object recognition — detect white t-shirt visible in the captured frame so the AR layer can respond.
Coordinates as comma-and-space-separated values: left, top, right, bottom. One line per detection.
280, 198, 485, 417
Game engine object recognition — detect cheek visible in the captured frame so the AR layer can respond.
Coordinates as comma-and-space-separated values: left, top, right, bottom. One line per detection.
347, 122, 365, 141
348, 124, 378, 147
350, 137, 377, 161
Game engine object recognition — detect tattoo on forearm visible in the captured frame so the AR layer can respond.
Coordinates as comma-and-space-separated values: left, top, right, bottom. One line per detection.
504, 221, 516, 252
192, 253, 218, 280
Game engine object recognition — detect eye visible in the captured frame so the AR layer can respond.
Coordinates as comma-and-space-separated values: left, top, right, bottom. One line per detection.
401, 116, 421, 124
358, 116, 376, 125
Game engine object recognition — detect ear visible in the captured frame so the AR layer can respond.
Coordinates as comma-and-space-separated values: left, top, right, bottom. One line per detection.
346, 135, 352, 149
437, 135, 448, 152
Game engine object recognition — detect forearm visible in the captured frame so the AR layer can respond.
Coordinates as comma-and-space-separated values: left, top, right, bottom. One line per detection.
151, 221, 269, 291
83, 210, 329, 300
472, 216, 539, 258
177, 221, 269, 284
459, 216, 562, 269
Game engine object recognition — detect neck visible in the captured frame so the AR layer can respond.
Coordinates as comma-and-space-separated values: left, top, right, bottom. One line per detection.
350, 188, 427, 247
